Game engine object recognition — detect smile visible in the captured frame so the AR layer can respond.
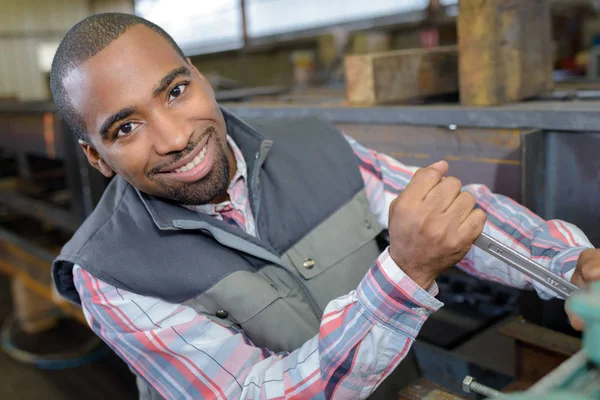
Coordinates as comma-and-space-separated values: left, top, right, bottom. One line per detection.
157, 135, 216, 183
174, 143, 208, 173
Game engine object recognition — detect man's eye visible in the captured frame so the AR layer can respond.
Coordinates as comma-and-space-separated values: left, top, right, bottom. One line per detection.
116, 122, 140, 137
169, 83, 187, 102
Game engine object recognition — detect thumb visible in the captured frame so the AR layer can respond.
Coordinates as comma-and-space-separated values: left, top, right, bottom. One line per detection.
427, 160, 448, 177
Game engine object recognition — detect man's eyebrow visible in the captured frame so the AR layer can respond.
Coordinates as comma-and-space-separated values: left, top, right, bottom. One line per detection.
99, 107, 136, 139
152, 66, 191, 97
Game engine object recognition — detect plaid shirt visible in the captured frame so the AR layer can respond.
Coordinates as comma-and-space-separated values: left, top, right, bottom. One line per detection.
72, 134, 592, 399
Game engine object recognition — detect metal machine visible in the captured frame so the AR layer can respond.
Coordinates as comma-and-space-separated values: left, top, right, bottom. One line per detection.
464, 282, 600, 399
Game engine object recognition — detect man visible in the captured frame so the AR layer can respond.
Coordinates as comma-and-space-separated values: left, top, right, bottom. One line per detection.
51, 13, 598, 400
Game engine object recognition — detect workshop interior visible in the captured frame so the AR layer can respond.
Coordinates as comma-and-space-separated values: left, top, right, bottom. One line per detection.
0, 0, 599, 399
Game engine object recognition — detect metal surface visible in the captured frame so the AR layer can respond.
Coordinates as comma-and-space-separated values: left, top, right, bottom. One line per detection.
521, 130, 600, 335
474, 233, 579, 299
215, 85, 289, 102
226, 101, 600, 132
0, 190, 80, 233
5, 98, 600, 133
522, 130, 600, 247
462, 375, 503, 397
413, 341, 513, 396
340, 124, 526, 202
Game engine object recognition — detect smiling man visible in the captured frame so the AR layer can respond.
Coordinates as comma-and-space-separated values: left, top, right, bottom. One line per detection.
51, 13, 599, 400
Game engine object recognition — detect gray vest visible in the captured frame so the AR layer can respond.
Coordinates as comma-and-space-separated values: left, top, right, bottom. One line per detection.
53, 109, 419, 399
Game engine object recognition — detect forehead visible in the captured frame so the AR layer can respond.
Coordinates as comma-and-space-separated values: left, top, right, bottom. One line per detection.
63, 25, 186, 136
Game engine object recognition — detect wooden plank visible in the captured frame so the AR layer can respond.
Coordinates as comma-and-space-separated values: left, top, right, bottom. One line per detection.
344, 45, 458, 105
499, 316, 579, 390
398, 378, 465, 400
499, 316, 581, 357
458, 0, 554, 106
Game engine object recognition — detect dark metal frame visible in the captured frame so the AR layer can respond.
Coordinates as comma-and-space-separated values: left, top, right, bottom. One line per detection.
226, 101, 600, 132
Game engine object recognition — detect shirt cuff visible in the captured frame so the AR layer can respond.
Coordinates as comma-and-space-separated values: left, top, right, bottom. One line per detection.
549, 246, 589, 280
356, 248, 444, 339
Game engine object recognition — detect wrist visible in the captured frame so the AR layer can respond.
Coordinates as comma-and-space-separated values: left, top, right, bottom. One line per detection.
405, 270, 436, 291
390, 258, 436, 290
388, 248, 438, 290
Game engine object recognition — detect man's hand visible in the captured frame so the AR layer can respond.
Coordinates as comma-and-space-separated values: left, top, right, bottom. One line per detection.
566, 248, 600, 331
388, 160, 487, 289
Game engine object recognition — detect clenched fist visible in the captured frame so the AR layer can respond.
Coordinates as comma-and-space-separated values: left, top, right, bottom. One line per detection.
388, 161, 487, 289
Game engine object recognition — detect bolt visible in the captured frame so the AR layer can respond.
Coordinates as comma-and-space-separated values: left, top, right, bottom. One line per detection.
462, 375, 503, 397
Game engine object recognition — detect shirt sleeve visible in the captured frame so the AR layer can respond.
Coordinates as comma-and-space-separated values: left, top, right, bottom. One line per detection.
346, 134, 594, 300
73, 254, 442, 400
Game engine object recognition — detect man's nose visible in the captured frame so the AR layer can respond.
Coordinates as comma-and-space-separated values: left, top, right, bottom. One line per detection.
151, 110, 193, 155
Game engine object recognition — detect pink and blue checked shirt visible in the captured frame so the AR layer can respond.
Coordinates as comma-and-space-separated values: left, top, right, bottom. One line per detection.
72, 134, 592, 399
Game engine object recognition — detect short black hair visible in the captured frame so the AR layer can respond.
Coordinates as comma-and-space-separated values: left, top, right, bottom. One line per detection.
50, 13, 186, 142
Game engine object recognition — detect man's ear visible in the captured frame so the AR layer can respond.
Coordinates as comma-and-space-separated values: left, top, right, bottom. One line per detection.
187, 58, 215, 96
78, 139, 115, 178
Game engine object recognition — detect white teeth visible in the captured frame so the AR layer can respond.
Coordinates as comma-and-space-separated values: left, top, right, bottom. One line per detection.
175, 143, 208, 173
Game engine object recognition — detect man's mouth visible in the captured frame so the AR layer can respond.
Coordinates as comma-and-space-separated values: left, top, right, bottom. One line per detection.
173, 143, 208, 173
156, 136, 216, 183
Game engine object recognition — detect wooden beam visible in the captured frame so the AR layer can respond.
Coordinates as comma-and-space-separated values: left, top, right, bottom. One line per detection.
344, 45, 458, 105
458, 0, 554, 106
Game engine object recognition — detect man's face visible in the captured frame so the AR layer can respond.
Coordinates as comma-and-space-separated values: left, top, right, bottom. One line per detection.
63, 25, 232, 205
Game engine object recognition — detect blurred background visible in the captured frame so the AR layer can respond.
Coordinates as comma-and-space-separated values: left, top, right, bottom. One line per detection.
1, 0, 600, 399
4, 0, 600, 101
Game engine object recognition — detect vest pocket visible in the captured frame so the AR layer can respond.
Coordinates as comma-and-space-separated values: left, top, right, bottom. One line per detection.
191, 270, 283, 325
284, 191, 382, 280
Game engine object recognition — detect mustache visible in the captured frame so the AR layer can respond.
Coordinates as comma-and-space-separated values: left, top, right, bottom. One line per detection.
148, 126, 216, 176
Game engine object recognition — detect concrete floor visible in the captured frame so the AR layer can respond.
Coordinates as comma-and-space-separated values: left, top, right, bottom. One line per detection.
0, 276, 137, 400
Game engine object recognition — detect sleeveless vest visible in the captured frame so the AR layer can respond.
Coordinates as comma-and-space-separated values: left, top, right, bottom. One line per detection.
53, 108, 419, 399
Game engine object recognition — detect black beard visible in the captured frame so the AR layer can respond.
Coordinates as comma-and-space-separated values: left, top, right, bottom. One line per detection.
152, 138, 230, 205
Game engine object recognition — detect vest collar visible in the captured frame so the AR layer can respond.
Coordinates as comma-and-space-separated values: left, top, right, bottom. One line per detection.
133, 107, 273, 241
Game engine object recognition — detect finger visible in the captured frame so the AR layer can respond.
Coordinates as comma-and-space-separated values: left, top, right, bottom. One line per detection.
571, 250, 600, 287
442, 189, 475, 220
570, 267, 587, 288
458, 208, 487, 243
429, 160, 449, 176
423, 176, 462, 213
566, 309, 585, 331
403, 161, 448, 202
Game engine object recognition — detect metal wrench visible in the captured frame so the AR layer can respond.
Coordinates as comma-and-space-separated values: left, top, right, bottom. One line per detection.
473, 232, 579, 298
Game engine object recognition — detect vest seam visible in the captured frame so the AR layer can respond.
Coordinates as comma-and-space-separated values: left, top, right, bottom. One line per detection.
74, 183, 130, 258
60, 253, 138, 292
